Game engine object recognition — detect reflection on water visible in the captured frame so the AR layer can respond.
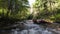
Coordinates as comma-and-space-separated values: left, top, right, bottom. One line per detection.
0, 23, 60, 34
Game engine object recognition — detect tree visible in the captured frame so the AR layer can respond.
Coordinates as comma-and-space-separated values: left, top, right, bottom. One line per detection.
0, 0, 29, 27
33, 0, 60, 19
0, 0, 29, 19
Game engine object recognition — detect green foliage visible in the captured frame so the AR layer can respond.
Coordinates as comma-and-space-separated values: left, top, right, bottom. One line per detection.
0, 0, 29, 25
32, 0, 60, 23
0, 0, 60, 24
54, 14, 60, 23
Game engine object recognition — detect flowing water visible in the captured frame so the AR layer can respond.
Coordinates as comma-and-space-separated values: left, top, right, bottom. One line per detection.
0, 21, 60, 34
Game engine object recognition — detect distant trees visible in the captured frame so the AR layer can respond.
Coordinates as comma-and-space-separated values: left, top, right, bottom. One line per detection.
32, 0, 60, 23
0, 0, 60, 24
0, 0, 29, 19
0, 0, 30, 26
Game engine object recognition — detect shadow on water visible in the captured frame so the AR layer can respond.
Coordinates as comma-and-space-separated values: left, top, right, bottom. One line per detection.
0, 30, 12, 34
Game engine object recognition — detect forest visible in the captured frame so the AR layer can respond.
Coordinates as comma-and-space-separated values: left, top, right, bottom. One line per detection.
0, 0, 60, 29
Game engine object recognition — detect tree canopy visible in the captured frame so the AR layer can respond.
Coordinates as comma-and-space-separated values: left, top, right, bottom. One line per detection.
32, 0, 60, 23
0, 0, 60, 26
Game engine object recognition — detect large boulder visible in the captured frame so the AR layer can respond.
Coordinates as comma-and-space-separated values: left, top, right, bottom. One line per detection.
33, 19, 52, 25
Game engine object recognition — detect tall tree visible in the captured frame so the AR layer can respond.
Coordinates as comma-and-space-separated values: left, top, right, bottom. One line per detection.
33, 0, 60, 19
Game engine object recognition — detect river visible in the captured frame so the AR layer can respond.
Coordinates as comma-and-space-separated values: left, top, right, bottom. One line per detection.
0, 20, 60, 34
